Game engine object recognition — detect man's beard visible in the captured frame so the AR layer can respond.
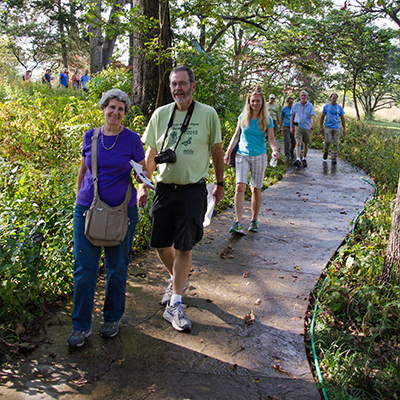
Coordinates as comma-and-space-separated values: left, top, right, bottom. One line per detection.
173, 88, 192, 104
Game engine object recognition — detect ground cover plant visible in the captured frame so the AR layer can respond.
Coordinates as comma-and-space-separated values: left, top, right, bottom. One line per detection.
0, 81, 285, 361
309, 120, 400, 399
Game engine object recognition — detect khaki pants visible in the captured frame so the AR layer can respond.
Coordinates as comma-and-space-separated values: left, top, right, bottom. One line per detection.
324, 128, 340, 160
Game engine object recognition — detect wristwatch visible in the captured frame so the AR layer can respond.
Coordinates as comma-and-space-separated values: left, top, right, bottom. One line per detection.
216, 181, 225, 188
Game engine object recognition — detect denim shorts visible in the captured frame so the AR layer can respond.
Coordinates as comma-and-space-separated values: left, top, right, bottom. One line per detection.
149, 181, 207, 251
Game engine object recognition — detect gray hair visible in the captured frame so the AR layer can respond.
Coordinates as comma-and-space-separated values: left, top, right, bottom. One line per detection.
99, 89, 131, 113
171, 66, 195, 83
300, 90, 308, 96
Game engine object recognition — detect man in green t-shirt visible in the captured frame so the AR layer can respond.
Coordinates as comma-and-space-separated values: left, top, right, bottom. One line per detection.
267, 94, 280, 137
138, 66, 224, 332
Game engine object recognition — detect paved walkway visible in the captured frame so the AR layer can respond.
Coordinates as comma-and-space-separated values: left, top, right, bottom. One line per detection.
0, 150, 374, 400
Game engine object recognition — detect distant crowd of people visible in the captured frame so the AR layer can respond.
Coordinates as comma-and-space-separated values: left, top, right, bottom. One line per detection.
22, 67, 91, 91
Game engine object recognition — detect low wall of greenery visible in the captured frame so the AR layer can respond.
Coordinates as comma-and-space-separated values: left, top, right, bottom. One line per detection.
310, 121, 400, 399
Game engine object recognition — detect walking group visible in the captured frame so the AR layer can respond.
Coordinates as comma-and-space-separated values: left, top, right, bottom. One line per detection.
66, 65, 346, 347
40, 67, 91, 91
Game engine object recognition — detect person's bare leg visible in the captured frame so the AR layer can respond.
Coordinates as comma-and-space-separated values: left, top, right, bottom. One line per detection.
303, 143, 308, 158
172, 250, 192, 295
251, 186, 262, 221
234, 183, 247, 222
296, 141, 302, 159
155, 246, 175, 275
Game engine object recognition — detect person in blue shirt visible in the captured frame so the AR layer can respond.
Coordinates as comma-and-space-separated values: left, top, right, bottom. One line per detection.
279, 97, 295, 161
80, 69, 91, 92
224, 86, 280, 235
320, 93, 346, 165
59, 68, 68, 89
290, 90, 315, 169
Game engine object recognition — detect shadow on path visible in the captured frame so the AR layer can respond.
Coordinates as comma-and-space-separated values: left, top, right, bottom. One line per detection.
0, 150, 374, 400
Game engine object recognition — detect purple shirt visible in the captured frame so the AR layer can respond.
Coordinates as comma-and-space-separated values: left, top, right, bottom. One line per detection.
76, 127, 145, 208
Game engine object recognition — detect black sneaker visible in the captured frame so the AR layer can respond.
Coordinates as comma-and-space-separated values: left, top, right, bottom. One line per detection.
323, 152, 328, 161
293, 159, 302, 169
302, 159, 307, 168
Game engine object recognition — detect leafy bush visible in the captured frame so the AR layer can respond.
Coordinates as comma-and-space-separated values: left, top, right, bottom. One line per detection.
311, 119, 400, 399
87, 66, 132, 102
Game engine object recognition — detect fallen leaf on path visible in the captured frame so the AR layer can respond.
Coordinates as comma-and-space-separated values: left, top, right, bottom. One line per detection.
244, 310, 255, 325
206, 298, 214, 302
115, 359, 125, 365
242, 271, 249, 278
231, 346, 245, 357
278, 275, 285, 279
70, 378, 88, 385
255, 299, 262, 306
134, 273, 146, 278
294, 266, 301, 272
15, 323, 25, 338
220, 245, 234, 259
273, 364, 296, 379
230, 363, 238, 370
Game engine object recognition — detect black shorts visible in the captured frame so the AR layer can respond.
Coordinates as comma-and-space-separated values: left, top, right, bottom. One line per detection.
149, 181, 207, 251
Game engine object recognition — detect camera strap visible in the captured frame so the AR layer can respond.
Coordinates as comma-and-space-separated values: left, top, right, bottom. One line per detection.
160, 100, 196, 152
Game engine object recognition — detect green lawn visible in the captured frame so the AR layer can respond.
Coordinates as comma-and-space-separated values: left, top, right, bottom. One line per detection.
366, 119, 400, 132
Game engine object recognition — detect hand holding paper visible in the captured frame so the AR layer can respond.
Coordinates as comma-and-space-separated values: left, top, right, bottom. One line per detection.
129, 160, 155, 190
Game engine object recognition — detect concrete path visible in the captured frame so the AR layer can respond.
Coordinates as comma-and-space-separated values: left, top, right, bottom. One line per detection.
0, 149, 374, 400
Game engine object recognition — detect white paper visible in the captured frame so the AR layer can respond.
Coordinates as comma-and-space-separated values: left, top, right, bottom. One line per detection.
129, 160, 155, 190
203, 183, 216, 227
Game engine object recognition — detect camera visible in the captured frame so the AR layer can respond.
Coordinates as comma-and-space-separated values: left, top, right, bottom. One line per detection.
154, 148, 176, 164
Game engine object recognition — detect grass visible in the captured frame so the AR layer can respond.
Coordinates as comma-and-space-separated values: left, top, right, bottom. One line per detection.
308, 115, 400, 399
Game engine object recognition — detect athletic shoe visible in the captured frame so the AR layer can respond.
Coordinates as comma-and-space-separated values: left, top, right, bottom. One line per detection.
163, 302, 191, 332
293, 159, 302, 169
323, 152, 328, 162
248, 219, 259, 232
100, 321, 119, 338
229, 221, 244, 235
67, 329, 91, 347
161, 280, 189, 306
302, 159, 308, 168
332, 159, 337, 165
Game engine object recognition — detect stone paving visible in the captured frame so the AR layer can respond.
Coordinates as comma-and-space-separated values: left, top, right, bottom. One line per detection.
0, 149, 374, 400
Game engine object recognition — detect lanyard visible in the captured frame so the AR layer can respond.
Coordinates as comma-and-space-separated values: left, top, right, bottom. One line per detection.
160, 100, 196, 152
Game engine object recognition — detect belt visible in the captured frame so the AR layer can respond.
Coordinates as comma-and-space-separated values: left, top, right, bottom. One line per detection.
158, 179, 205, 190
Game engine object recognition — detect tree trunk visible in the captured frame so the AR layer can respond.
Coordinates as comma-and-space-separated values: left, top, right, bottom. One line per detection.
381, 176, 400, 285
155, 0, 172, 109
58, 0, 68, 68
342, 81, 346, 108
352, 78, 360, 120
103, 0, 127, 68
89, 0, 103, 74
131, 0, 171, 117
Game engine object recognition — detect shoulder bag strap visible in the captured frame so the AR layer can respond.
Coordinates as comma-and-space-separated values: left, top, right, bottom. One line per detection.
91, 127, 132, 208
91, 128, 100, 199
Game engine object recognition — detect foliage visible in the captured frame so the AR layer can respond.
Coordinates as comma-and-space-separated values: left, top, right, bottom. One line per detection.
310, 10, 400, 119
311, 119, 400, 399
0, 82, 146, 337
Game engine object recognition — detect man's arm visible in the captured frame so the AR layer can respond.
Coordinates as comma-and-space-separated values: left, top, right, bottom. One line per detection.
341, 115, 346, 136
290, 114, 295, 134
320, 113, 326, 134
210, 142, 224, 204
310, 115, 315, 131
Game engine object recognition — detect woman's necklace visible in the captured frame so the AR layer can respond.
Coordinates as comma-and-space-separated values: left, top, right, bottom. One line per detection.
101, 126, 121, 151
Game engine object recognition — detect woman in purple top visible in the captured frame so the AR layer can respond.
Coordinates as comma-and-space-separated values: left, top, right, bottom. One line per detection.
68, 89, 148, 347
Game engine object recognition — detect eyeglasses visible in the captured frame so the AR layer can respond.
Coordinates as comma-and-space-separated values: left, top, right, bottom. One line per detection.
170, 81, 190, 88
